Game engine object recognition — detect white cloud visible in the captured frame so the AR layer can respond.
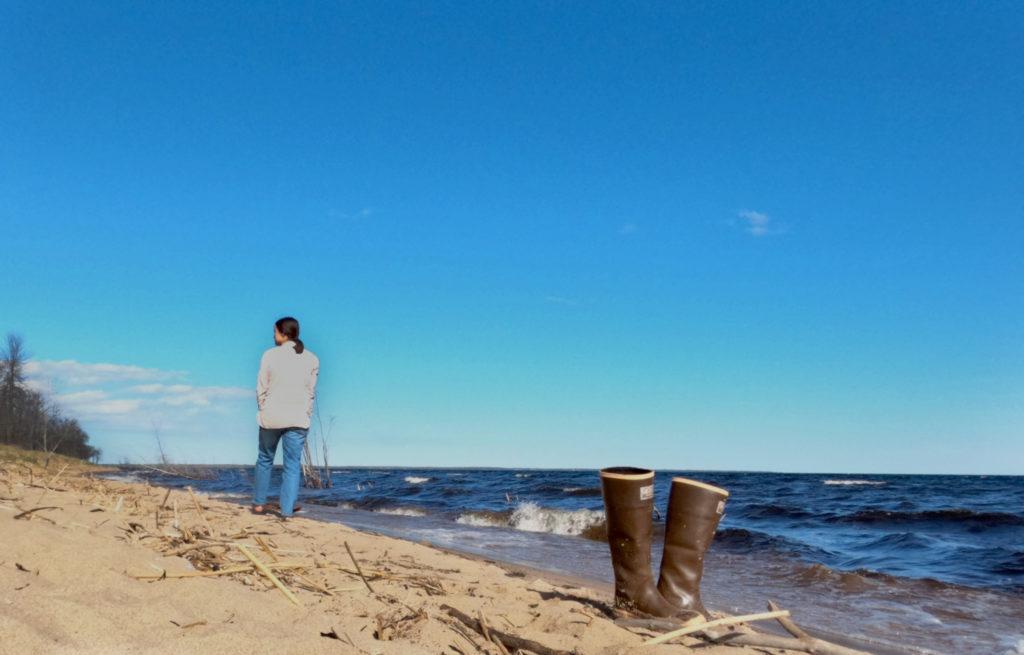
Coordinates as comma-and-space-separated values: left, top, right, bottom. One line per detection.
24, 360, 184, 386
130, 383, 194, 394
738, 210, 772, 236
25, 358, 252, 428
56, 390, 109, 404
89, 399, 145, 416
156, 386, 253, 408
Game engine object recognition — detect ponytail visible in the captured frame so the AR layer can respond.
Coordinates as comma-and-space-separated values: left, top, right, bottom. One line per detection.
274, 316, 306, 354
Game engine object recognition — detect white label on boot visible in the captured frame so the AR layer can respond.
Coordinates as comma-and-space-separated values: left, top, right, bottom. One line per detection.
639, 485, 654, 501
716, 500, 726, 515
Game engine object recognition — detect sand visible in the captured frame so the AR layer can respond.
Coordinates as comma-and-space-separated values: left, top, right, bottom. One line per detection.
0, 453, 834, 655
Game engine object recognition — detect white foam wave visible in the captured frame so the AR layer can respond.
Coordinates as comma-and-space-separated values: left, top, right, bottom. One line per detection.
404, 476, 431, 484
511, 502, 604, 536
211, 491, 248, 500
456, 513, 504, 528
375, 507, 427, 517
823, 479, 887, 486
456, 503, 604, 537
1002, 638, 1024, 655
103, 473, 146, 484
515, 473, 531, 478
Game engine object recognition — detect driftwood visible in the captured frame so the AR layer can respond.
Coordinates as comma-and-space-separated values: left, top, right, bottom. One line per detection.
698, 601, 869, 655
478, 610, 511, 655
621, 601, 871, 655
644, 610, 790, 645
442, 604, 573, 655
14, 506, 62, 520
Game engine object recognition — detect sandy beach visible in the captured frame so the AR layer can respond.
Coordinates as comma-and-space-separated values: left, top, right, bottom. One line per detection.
0, 449, 871, 655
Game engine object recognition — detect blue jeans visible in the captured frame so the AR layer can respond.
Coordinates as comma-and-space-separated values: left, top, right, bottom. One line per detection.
253, 427, 307, 517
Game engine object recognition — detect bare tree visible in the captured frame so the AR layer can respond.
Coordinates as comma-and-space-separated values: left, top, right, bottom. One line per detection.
1, 333, 28, 444
0, 332, 99, 461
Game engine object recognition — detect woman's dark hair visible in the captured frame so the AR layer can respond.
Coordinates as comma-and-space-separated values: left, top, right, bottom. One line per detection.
275, 316, 305, 354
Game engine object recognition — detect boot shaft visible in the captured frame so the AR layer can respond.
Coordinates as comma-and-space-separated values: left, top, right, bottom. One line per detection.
600, 467, 657, 571
657, 477, 729, 615
600, 466, 682, 618
665, 477, 728, 551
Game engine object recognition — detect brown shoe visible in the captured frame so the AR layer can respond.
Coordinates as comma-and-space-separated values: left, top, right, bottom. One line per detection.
657, 477, 729, 617
600, 467, 686, 618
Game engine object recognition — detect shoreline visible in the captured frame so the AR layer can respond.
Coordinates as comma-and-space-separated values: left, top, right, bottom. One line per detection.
3, 454, 881, 654
249, 507, 916, 655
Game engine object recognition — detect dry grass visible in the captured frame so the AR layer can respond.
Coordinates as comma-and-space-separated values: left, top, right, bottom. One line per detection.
0, 444, 102, 471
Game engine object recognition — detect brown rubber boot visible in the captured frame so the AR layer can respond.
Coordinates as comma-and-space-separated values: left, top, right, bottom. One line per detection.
657, 477, 729, 616
600, 467, 684, 618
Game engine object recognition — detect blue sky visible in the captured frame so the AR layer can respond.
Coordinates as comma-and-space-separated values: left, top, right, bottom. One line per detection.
2, 2, 1021, 473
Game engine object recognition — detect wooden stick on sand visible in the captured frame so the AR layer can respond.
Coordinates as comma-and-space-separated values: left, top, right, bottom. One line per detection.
132, 562, 311, 580
643, 609, 790, 646
237, 544, 301, 608
344, 541, 375, 594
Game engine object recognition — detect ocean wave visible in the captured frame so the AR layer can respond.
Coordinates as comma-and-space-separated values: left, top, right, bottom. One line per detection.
404, 476, 431, 484
456, 502, 606, 538
374, 507, 427, 517
511, 502, 604, 536
515, 473, 532, 478
103, 473, 147, 484
831, 508, 1024, 527
990, 549, 1024, 576
535, 484, 603, 497
741, 503, 817, 520
712, 528, 832, 559
455, 510, 509, 528
823, 479, 887, 486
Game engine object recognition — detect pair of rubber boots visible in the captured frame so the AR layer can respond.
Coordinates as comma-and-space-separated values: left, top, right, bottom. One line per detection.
600, 466, 728, 619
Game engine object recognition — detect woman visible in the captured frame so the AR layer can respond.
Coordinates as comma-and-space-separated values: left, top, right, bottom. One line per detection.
252, 316, 320, 517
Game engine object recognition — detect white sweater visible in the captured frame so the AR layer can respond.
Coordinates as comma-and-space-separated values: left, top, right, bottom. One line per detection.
256, 341, 320, 430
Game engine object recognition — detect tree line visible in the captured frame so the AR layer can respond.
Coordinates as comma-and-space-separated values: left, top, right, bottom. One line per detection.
1, 333, 100, 462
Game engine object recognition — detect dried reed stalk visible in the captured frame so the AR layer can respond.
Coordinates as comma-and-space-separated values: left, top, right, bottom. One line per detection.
187, 486, 214, 535
237, 544, 301, 607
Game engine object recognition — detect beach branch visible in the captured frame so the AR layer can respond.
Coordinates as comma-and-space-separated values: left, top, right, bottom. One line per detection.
442, 605, 573, 655
237, 544, 302, 607
627, 601, 872, 655
344, 541, 375, 594
14, 506, 62, 520
478, 610, 511, 655
643, 610, 789, 645
697, 601, 869, 655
